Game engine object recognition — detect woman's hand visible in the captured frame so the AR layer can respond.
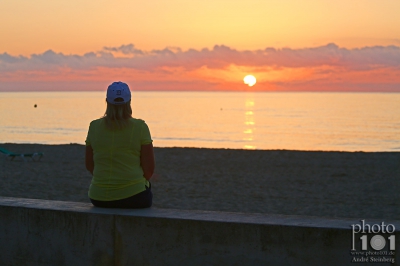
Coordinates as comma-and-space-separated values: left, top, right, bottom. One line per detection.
140, 143, 155, 180
85, 145, 94, 175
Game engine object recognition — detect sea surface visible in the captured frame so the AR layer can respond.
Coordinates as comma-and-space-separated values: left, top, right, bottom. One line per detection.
1, 91, 399, 151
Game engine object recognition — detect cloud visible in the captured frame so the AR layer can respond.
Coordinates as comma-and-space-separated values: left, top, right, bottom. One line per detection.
1, 43, 400, 91
2, 43, 400, 71
0, 53, 28, 64
103, 44, 144, 55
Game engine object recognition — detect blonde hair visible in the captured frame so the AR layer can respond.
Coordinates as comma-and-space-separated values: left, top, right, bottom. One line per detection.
103, 100, 132, 130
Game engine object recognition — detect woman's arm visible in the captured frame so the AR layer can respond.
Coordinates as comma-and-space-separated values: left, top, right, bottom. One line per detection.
140, 143, 155, 180
85, 145, 94, 175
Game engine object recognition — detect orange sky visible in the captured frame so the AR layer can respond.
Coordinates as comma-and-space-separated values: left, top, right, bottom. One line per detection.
1, 0, 400, 92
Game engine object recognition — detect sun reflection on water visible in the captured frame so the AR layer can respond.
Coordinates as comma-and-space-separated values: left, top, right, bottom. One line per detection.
243, 94, 256, 149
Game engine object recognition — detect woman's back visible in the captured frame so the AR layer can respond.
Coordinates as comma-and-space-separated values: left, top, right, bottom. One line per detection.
85, 82, 154, 207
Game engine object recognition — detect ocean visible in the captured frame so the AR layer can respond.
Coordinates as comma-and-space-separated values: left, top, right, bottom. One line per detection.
0, 91, 399, 152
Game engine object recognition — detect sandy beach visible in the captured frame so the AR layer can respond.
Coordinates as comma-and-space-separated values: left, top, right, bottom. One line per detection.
0, 143, 399, 220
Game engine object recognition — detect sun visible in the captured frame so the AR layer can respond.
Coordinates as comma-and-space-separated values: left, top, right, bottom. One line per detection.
243, 75, 256, 87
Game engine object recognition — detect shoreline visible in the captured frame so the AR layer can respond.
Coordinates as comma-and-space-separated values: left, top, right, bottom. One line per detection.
1, 143, 399, 221
2, 142, 399, 153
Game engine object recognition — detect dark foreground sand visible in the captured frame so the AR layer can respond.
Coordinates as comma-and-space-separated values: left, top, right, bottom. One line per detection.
0, 143, 399, 220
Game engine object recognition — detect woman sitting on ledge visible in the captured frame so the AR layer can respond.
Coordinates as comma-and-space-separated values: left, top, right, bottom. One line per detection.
85, 81, 154, 208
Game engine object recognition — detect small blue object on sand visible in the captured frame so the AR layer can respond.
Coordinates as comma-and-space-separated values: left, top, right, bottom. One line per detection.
0, 147, 43, 161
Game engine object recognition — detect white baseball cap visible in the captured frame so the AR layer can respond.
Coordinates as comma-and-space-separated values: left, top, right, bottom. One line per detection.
106, 81, 131, 105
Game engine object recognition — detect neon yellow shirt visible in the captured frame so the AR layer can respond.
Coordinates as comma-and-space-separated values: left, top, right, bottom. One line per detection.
85, 118, 152, 201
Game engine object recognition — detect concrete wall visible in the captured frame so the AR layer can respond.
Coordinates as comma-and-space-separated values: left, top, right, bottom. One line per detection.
0, 197, 398, 266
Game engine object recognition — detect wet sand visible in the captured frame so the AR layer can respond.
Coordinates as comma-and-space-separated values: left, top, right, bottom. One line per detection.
0, 143, 399, 220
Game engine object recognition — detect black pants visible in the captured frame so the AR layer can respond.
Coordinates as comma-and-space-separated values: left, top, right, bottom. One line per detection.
90, 184, 152, 209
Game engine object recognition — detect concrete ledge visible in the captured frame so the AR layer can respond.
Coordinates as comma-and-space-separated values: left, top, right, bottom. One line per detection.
0, 197, 398, 266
